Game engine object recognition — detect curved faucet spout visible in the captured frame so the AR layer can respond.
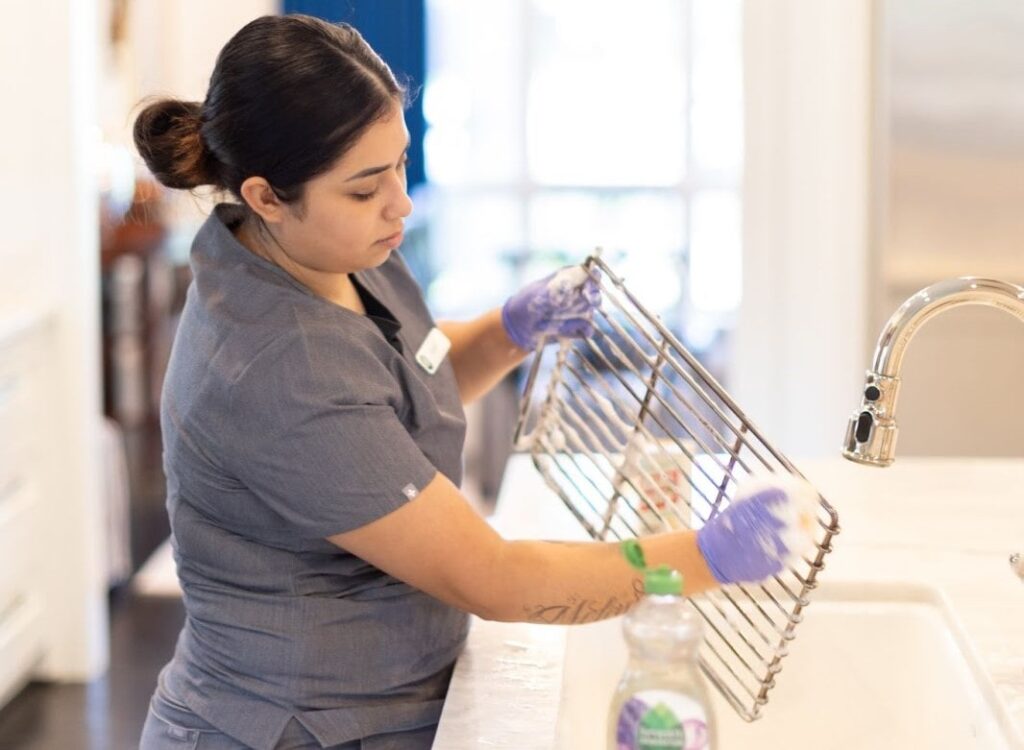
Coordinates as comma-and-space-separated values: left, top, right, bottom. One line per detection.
871, 277, 1024, 378
843, 277, 1024, 466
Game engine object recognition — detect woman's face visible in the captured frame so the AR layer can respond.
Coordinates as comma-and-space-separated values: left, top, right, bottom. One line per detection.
274, 101, 413, 276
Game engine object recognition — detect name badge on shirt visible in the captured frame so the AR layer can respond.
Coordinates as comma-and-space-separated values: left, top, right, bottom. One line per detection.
415, 327, 451, 374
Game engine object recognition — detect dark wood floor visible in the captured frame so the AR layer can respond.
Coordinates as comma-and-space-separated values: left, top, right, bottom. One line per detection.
0, 591, 185, 750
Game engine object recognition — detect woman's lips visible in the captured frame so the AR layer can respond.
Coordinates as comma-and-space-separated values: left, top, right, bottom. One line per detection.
378, 231, 404, 249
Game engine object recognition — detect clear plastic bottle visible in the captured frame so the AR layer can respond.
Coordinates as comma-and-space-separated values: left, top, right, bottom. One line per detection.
608, 542, 716, 750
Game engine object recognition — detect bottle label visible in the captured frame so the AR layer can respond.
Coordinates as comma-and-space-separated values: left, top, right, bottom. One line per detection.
615, 690, 709, 750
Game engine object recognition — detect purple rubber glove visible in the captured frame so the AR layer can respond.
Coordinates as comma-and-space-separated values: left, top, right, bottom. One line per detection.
501, 265, 602, 351
696, 474, 817, 585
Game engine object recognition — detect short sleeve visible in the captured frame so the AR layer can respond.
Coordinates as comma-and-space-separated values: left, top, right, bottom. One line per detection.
223, 328, 439, 538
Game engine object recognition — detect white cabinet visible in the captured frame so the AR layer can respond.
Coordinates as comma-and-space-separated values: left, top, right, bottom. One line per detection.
0, 0, 108, 705
0, 321, 48, 706
0, 595, 44, 710
0, 481, 40, 622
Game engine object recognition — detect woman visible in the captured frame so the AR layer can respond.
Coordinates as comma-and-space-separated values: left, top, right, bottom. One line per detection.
135, 15, 803, 750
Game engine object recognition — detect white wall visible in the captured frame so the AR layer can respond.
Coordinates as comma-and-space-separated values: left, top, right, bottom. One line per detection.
872, 0, 1024, 457
734, 0, 873, 459
127, 0, 277, 105
121, 0, 278, 236
99, 0, 276, 159
738, 0, 1024, 461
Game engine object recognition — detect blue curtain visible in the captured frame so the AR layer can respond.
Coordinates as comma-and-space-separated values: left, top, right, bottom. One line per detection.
282, 1, 428, 190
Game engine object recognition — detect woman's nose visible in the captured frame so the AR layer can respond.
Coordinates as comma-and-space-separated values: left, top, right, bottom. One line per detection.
384, 186, 413, 221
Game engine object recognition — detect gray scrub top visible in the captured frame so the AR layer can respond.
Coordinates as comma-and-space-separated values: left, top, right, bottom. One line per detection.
158, 204, 470, 749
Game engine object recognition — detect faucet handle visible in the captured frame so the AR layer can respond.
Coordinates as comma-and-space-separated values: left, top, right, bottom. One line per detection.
1011, 553, 1024, 581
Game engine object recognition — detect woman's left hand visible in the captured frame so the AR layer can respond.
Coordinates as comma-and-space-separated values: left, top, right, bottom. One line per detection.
501, 265, 602, 351
696, 474, 818, 585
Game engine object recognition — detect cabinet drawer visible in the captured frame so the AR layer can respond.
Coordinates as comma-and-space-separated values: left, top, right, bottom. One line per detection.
0, 331, 45, 456
0, 326, 43, 515
0, 479, 37, 614
0, 593, 44, 709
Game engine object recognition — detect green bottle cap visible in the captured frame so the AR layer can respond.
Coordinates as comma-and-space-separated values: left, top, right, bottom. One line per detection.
620, 540, 685, 596
644, 565, 683, 596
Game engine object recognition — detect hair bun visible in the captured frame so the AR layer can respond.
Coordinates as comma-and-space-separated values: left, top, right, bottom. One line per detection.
133, 98, 219, 190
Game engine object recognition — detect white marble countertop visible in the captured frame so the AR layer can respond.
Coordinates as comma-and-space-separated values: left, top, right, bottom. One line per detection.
433, 454, 1024, 749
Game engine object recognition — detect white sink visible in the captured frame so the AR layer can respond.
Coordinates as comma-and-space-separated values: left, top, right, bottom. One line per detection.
556, 581, 1022, 749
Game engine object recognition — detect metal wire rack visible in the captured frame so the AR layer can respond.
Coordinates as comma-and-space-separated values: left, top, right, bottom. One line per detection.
512, 254, 840, 722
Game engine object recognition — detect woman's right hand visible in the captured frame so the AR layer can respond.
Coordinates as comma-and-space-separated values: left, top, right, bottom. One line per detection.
500, 265, 601, 351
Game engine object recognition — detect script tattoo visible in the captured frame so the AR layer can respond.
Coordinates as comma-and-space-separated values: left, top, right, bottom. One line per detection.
523, 578, 644, 625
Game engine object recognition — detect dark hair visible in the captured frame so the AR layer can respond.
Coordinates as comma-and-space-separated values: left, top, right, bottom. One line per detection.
133, 15, 404, 204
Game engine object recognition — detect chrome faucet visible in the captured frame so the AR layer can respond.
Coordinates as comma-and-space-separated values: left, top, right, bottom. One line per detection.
1011, 553, 1024, 582
842, 277, 1024, 467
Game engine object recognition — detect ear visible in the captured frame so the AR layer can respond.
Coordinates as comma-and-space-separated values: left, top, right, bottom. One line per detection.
239, 177, 286, 225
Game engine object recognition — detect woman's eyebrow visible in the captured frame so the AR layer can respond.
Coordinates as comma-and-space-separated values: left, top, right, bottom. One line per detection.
344, 141, 411, 182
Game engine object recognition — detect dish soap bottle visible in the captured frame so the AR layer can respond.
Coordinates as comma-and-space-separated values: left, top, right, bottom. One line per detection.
608, 540, 716, 750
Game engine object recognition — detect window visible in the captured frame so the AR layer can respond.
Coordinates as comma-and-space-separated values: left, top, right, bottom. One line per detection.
422, 0, 742, 356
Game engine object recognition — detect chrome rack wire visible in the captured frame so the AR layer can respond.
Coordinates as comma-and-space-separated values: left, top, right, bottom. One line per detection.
512, 253, 840, 722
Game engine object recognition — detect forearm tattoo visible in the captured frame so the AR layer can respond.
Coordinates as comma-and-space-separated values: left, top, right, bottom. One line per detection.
523, 578, 644, 625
